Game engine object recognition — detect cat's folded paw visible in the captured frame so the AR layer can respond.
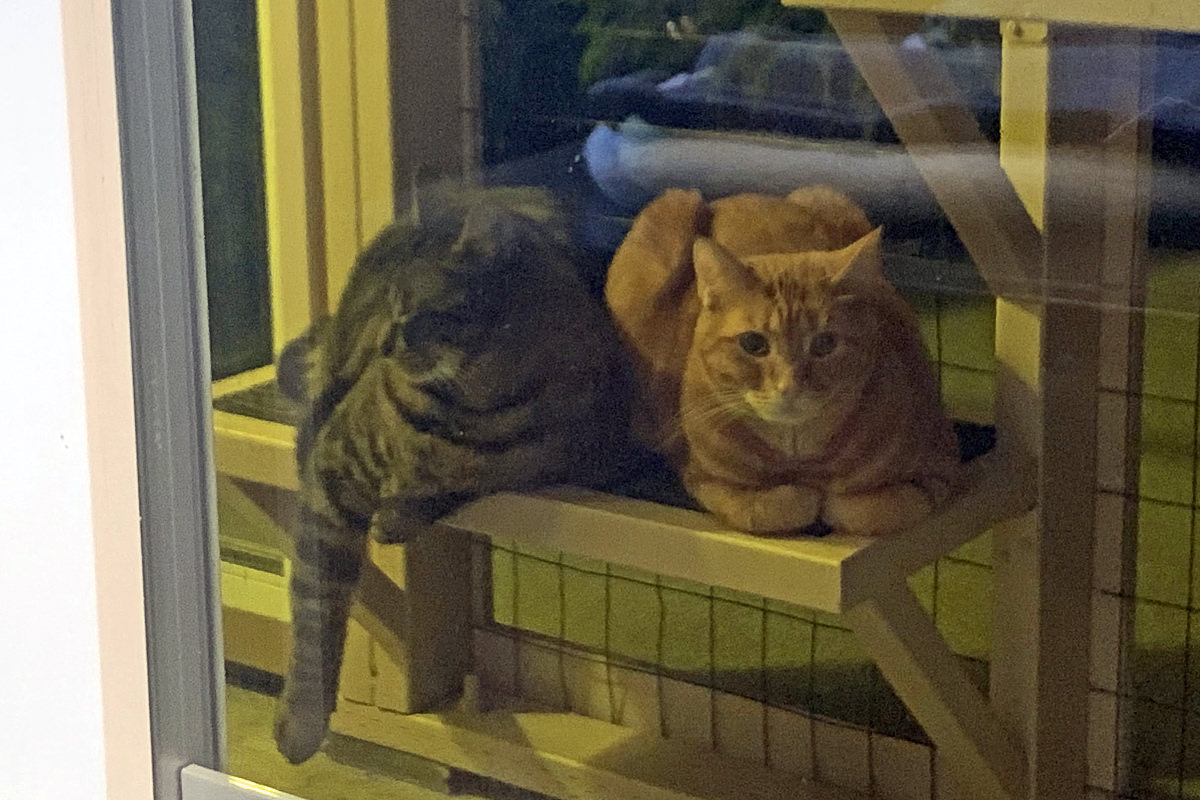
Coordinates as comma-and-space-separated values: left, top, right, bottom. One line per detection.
742, 484, 822, 534
370, 492, 473, 543
824, 484, 932, 536
273, 701, 331, 764
370, 506, 430, 544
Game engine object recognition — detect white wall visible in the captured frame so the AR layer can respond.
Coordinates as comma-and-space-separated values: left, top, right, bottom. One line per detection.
0, 4, 114, 798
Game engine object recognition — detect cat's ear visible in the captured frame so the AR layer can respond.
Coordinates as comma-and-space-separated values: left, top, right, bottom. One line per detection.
693, 238, 758, 310
829, 227, 885, 288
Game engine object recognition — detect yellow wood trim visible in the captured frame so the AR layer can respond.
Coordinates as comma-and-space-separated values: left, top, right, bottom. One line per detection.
257, 0, 320, 349
222, 606, 290, 675
211, 364, 277, 398
316, 0, 360, 308
999, 20, 1048, 229
212, 409, 299, 492
782, 0, 1200, 33
993, 300, 1041, 394
352, 0, 395, 243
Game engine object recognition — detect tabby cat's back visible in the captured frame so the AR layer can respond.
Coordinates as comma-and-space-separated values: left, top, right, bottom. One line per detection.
275, 186, 629, 763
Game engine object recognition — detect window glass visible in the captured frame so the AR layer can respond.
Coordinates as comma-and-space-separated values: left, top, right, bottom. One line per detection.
193, 3, 1200, 798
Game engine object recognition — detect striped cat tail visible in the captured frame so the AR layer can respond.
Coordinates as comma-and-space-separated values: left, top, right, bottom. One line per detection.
273, 506, 366, 763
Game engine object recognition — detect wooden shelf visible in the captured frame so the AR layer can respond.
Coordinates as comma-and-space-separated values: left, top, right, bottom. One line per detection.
212, 376, 1034, 615
443, 450, 1031, 613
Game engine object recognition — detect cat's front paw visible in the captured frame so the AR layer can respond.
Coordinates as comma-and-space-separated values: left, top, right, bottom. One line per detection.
370, 506, 430, 543
370, 492, 472, 543
273, 699, 331, 764
740, 484, 822, 534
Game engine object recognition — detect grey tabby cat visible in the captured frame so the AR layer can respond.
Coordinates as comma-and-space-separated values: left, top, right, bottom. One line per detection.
273, 186, 628, 763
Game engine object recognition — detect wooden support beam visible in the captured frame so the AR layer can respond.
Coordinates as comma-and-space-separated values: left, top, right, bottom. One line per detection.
845, 581, 1026, 800
349, 529, 473, 714
826, 10, 1043, 297
256, 0, 325, 342
992, 26, 1154, 800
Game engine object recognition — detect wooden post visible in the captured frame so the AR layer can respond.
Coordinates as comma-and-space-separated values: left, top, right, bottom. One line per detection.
389, 0, 480, 192
828, 11, 1154, 799
349, 529, 474, 713
256, 0, 325, 344
990, 25, 1154, 800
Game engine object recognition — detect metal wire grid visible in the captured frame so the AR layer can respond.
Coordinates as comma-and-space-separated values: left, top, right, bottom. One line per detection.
1104, 252, 1200, 799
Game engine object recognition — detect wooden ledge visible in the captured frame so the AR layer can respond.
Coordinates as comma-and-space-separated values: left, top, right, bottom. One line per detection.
331, 701, 866, 800
214, 375, 1033, 615
441, 449, 1034, 614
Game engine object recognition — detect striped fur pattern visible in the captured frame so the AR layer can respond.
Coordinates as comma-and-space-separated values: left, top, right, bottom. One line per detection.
606, 186, 960, 536
274, 186, 628, 763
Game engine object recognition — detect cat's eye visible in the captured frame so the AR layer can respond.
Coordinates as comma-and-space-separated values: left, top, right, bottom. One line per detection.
737, 331, 770, 356
809, 331, 838, 357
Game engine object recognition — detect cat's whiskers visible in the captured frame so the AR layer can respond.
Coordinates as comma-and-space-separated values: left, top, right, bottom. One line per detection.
670, 389, 747, 443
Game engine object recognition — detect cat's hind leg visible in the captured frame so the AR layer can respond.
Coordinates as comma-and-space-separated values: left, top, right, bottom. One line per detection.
275, 507, 367, 763
824, 483, 933, 537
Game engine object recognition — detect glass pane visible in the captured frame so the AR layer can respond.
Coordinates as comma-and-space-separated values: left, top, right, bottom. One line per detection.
194, 0, 271, 379
189, 2, 1200, 799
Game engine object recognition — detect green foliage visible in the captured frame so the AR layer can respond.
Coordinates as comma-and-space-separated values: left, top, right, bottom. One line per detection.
478, 0, 830, 164
569, 0, 828, 84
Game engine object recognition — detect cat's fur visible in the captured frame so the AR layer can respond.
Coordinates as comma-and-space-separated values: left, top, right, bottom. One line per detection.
274, 186, 628, 763
605, 186, 960, 535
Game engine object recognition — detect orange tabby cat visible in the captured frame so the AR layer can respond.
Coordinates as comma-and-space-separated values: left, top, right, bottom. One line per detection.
606, 186, 960, 535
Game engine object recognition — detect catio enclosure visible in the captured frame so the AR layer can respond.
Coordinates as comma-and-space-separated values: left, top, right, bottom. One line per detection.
200, 1, 1200, 799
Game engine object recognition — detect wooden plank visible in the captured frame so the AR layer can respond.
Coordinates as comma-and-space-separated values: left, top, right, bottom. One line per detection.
351, 0, 395, 241
844, 581, 1026, 800
211, 410, 299, 492
331, 704, 867, 800
826, 10, 1043, 298
315, 0, 359, 307
208, 397, 1029, 616
446, 488, 855, 614
783, 0, 1200, 33
256, 0, 323, 347
444, 450, 1028, 614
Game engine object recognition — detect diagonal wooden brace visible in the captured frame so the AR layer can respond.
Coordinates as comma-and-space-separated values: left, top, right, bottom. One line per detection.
844, 579, 1027, 800
826, 9, 1043, 298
